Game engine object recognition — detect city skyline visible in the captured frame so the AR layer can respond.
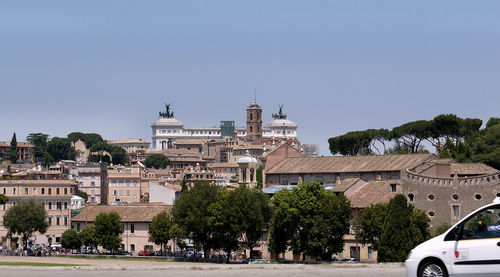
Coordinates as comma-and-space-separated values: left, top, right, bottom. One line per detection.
1, 1, 499, 155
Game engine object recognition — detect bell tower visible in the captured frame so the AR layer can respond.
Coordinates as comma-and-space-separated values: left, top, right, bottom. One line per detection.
246, 96, 262, 144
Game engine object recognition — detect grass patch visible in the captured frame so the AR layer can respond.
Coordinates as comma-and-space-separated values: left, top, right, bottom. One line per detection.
55, 255, 175, 262
0, 261, 87, 267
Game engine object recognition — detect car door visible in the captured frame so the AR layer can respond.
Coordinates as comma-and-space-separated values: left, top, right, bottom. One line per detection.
451, 204, 500, 276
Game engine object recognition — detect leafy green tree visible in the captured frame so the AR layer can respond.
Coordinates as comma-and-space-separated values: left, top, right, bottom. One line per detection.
209, 189, 241, 262
61, 229, 81, 252
354, 203, 388, 252
47, 137, 76, 161
391, 120, 432, 153
432, 223, 452, 238
169, 223, 188, 252
10, 132, 17, 163
269, 182, 352, 260
26, 133, 52, 165
110, 146, 128, 165
366, 128, 391, 154
94, 212, 123, 251
329, 131, 372, 156
240, 187, 272, 258
148, 211, 172, 251
67, 132, 86, 143
145, 154, 169, 169
377, 194, 430, 262
172, 182, 220, 256
82, 133, 104, 150
80, 224, 99, 250
3, 199, 48, 249
486, 117, 500, 129
472, 124, 500, 169
256, 166, 263, 189
76, 190, 88, 203
0, 194, 9, 205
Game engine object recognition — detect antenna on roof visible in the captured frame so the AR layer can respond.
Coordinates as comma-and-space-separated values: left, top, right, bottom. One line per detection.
252, 89, 257, 105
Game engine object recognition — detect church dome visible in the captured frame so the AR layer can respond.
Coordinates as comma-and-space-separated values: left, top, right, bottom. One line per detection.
265, 119, 298, 128
152, 117, 184, 127
237, 150, 258, 164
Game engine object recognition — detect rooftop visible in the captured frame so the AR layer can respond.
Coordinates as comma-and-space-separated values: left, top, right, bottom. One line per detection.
266, 154, 437, 174
72, 205, 172, 223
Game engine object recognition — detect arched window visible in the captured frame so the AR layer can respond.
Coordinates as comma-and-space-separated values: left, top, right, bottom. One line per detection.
161, 141, 166, 150
250, 126, 253, 132
250, 113, 253, 121
250, 168, 255, 182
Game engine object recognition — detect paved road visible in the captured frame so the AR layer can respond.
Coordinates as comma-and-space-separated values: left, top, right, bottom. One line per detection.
0, 267, 405, 277
0, 256, 406, 277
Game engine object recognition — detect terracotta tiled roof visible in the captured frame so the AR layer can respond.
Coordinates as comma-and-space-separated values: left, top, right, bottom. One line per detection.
266, 154, 437, 174
332, 178, 361, 192
348, 181, 401, 208
0, 142, 34, 148
175, 139, 205, 145
207, 162, 239, 168
72, 205, 172, 223
0, 179, 77, 185
108, 138, 150, 145
451, 163, 499, 175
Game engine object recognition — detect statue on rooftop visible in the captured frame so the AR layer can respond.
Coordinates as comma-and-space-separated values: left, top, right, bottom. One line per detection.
159, 103, 174, 118
272, 104, 287, 120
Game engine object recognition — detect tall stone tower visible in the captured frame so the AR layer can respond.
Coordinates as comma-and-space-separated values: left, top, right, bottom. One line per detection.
246, 97, 262, 144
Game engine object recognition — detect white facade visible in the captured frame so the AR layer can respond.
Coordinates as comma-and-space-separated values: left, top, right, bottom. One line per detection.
71, 195, 85, 210
148, 182, 178, 205
151, 118, 298, 151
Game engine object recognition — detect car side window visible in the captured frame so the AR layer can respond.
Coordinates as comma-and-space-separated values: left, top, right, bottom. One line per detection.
461, 205, 500, 240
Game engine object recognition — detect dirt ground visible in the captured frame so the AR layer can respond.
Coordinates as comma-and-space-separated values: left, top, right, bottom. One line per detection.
0, 256, 406, 277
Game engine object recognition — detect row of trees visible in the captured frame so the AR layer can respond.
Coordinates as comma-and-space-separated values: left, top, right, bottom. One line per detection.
25, 132, 128, 166
328, 114, 500, 169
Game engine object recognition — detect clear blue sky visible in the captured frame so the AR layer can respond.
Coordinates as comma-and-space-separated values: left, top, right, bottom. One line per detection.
1, 1, 499, 155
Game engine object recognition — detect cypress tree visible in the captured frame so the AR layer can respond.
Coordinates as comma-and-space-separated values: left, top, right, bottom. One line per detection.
378, 194, 414, 262
10, 132, 18, 163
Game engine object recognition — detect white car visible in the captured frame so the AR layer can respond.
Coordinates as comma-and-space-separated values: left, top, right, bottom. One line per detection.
406, 198, 500, 277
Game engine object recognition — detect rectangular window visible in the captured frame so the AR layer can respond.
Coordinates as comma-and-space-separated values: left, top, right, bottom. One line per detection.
368, 247, 373, 259
350, 246, 360, 260
77, 223, 81, 232
130, 244, 135, 252
56, 188, 60, 195
453, 205, 460, 219
390, 184, 397, 192
56, 202, 62, 210
33, 188, 37, 195
48, 188, 52, 195
56, 216, 60, 225
41, 188, 45, 195
131, 223, 135, 233
2, 188, 5, 194
64, 188, 68, 194
48, 202, 52, 210
48, 216, 52, 225
13, 188, 16, 195
24, 188, 29, 195
64, 216, 68, 226
64, 202, 68, 210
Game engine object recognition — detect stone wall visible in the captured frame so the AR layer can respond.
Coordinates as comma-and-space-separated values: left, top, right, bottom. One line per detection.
402, 170, 500, 228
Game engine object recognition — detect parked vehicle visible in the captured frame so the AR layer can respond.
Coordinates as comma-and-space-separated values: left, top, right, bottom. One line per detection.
341, 258, 359, 263
406, 198, 500, 277
138, 250, 153, 256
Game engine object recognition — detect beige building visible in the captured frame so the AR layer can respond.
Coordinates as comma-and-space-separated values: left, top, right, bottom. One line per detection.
71, 205, 171, 253
69, 164, 108, 204
0, 179, 78, 247
107, 165, 142, 204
